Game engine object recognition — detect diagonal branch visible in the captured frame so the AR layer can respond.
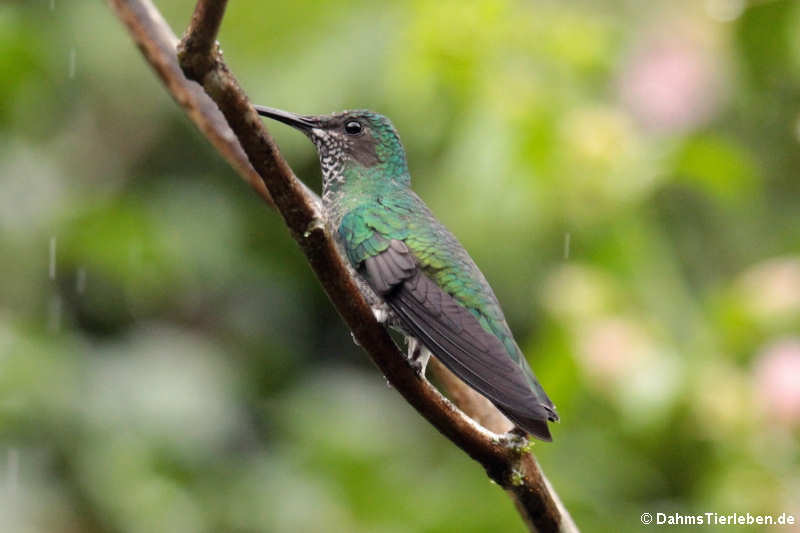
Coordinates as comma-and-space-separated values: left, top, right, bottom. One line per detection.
108, 1, 578, 531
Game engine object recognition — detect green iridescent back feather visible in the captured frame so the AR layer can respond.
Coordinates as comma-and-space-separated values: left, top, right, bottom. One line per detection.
339, 186, 523, 366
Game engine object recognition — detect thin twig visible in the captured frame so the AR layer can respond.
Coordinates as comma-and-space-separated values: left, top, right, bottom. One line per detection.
179, 0, 227, 73
108, 1, 578, 531
108, 0, 272, 206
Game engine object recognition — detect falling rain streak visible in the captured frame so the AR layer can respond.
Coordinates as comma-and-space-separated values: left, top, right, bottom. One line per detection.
49, 0, 55, 10
49, 236, 56, 280
794, 114, 800, 145
76, 267, 86, 294
7, 449, 19, 496
563, 232, 571, 260
68, 48, 76, 79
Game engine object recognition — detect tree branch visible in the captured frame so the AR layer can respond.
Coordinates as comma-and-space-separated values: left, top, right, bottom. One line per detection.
108, 1, 578, 531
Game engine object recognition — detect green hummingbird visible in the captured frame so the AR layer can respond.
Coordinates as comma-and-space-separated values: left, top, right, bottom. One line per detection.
256, 105, 558, 441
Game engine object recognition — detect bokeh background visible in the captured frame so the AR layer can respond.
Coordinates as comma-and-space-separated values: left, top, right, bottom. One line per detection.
2, 0, 800, 531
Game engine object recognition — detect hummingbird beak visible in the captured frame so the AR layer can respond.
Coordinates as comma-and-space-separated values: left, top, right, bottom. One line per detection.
254, 105, 319, 132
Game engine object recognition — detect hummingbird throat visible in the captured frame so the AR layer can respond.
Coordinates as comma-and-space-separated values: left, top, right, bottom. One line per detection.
319, 152, 408, 217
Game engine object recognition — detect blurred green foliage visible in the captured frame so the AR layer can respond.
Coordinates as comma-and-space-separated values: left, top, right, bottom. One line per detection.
1, 0, 799, 531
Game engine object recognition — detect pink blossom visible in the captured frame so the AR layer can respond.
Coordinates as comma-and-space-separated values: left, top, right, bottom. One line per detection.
577, 318, 650, 383
738, 257, 800, 320
619, 32, 720, 132
753, 339, 800, 427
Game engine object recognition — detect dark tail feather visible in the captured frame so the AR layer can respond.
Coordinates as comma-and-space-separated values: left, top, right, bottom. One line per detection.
499, 407, 553, 442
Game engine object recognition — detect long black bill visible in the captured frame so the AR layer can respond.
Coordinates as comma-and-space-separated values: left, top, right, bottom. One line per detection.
254, 105, 318, 131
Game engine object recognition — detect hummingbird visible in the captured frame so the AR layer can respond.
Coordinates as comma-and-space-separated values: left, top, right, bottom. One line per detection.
256, 105, 559, 441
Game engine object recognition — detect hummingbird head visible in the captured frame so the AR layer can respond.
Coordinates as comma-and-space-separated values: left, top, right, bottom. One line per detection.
256, 106, 410, 191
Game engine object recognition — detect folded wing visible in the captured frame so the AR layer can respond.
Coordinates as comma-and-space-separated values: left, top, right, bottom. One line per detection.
363, 239, 555, 440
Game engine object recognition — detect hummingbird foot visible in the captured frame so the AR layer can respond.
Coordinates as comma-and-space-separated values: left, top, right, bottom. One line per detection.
406, 337, 430, 377
371, 305, 390, 323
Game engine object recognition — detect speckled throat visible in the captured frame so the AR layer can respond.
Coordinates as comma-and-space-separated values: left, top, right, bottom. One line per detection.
313, 130, 349, 228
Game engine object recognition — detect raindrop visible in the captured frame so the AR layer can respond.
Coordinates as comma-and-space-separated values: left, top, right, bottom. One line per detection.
49, 0, 55, 10
68, 48, 76, 79
7, 448, 18, 496
385, 377, 393, 389
350, 331, 360, 346
563, 232, 571, 260
48, 295, 62, 333
76, 267, 86, 294
49, 236, 56, 281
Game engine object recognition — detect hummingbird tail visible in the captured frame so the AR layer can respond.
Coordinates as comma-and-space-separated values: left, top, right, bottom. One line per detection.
498, 408, 553, 442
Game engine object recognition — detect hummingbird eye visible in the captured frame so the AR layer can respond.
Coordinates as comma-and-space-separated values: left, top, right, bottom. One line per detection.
344, 120, 363, 135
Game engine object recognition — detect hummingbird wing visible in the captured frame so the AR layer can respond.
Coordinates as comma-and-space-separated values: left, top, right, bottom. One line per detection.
359, 238, 556, 441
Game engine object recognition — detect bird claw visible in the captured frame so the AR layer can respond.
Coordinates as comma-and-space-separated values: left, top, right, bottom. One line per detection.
372, 306, 389, 323
409, 357, 426, 377
406, 338, 430, 377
